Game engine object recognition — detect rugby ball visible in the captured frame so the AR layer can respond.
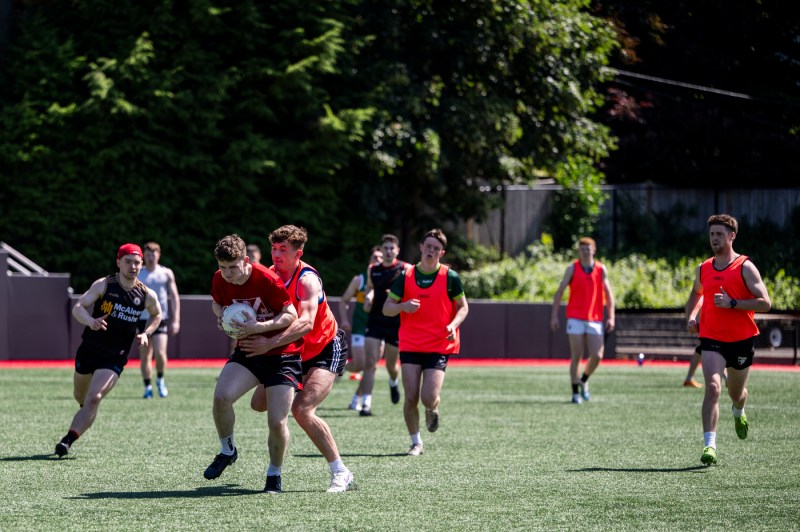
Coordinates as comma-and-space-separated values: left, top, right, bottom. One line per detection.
221, 303, 257, 338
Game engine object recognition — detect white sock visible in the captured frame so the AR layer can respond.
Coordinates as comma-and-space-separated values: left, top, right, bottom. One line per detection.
220, 434, 235, 455
704, 431, 716, 448
363, 394, 372, 408
410, 432, 422, 446
328, 458, 345, 475
732, 405, 744, 417
350, 394, 361, 408
389, 378, 399, 387
267, 463, 281, 476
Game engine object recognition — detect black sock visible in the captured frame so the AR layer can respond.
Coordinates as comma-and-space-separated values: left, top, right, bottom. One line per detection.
157, 372, 164, 380
61, 430, 80, 446
144, 379, 151, 387
572, 383, 579, 394
581, 373, 589, 384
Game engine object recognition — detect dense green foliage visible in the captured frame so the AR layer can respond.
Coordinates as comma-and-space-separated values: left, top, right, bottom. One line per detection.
0, 0, 617, 294
462, 237, 800, 310
3, 364, 800, 529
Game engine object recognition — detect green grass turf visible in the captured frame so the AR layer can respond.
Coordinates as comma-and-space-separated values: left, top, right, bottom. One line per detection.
1, 364, 798, 531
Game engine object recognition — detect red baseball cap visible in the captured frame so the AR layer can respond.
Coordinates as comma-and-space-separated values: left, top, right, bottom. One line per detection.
117, 243, 143, 259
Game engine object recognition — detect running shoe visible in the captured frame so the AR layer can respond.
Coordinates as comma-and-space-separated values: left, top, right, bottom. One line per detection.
203, 448, 238, 480
264, 475, 282, 494
55, 441, 70, 457
580, 382, 590, 402
683, 379, 703, 388
571, 393, 582, 404
143, 387, 153, 399
701, 446, 717, 466
425, 409, 439, 433
390, 382, 400, 404
733, 407, 748, 440
359, 407, 372, 417
327, 469, 355, 493
157, 379, 168, 398
407, 443, 424, 456
348, 402, 363, 412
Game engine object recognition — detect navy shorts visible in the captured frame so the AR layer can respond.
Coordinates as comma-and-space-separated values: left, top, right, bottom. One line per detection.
399, 352, 450, 372
137, 319, 168, 335
75, 342, 129, 376
302, 329, 348, 376
227, 349, 302, 389
699, 337, 755, 370
365, 317, 399, 346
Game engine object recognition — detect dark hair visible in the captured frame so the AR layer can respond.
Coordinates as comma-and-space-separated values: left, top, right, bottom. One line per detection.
142, 241, 161, 253
423, 228, 447, 249
269, 225, 308, 250
381, 234, 399, 246
214, 234, 246, 262
707, 214, 738, 234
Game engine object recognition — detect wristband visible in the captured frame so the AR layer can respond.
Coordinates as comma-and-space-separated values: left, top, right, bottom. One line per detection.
730, 299, 737, 309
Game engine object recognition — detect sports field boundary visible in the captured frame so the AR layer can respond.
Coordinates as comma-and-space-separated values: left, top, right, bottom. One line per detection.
1, 357, 797, 371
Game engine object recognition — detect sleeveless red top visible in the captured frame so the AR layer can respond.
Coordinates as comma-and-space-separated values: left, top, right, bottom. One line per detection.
276, 260, 337, 361
565, 260, 606, 322
399, 265, 460, 354
699, 255, 759, 342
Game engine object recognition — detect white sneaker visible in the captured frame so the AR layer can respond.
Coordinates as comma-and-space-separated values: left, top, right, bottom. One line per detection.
327, 469, 355, 493
407, 443, 424, 456
571, 393, 582, 404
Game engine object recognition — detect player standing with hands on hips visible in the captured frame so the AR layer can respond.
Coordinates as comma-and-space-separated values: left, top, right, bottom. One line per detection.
550, 237, 615, 404
685, 214, 771, 466
383, 229, 469, 456
55, 243, 162, 457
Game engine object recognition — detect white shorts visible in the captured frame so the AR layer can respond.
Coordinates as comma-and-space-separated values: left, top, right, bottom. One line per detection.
566, 318, 604, 336
351, 334, 365, 348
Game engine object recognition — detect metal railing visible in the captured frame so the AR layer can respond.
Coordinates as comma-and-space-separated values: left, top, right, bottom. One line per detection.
0, 241, 48, 276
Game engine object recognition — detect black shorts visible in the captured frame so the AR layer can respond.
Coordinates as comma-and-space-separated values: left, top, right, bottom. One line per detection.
137, 319, 169, 335
399, 352, 450, 372
365, 316, 399, 346
302, 329, 348, 376
699, 337, 756, 370
227, 349, 302, 389
75, 342, 129, 376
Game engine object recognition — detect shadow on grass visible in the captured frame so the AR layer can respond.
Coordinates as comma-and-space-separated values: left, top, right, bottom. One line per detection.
568, 466, 708, 473
67, 484, 261, 500
0, 454, 57, 462
294, 452, 410, 458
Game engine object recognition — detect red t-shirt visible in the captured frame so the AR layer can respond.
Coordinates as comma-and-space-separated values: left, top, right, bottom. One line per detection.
211, 263, 303, 355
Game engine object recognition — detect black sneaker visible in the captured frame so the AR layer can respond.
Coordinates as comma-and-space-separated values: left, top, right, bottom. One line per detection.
359, 407, 372, 417
264, 475, 282, 493
55, 441, 70, 457
390, 383, 400, 404
204, 448, 238, 480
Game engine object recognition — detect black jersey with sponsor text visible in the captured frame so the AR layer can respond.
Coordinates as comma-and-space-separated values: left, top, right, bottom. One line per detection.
368, 259, 409, 320
81, 274, 148, 356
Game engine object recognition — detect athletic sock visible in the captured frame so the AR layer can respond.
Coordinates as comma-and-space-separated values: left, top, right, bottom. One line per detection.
581, 373, 589, 384
410, 432, 422, 446
143, 379, 152, 387
389, 378, 399, 387
267, 463, 281, 477
328, 458, 345, 475
157, 372, 164, 380
61, 429, 80, 446
733, 406, 744, 417
350, 394, 362, 408
571, 383, 579, 394
220, 434, 235, 455
363, 394, 373, 408
704, 431, 716, 448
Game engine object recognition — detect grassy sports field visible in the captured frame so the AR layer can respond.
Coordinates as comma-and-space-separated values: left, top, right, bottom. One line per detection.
1, 361, 798, 531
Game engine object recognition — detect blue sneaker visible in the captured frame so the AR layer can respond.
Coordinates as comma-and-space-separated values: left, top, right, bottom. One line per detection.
580, 382, 590, 402
143, 387, 153, 399
157, 379, 168, 398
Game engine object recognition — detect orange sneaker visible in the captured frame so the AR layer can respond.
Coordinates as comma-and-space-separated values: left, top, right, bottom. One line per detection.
349, 373, 362, 381
683, 379, 702, 388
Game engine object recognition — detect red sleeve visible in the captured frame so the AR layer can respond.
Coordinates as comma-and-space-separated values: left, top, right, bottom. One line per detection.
263, 272, 293, 312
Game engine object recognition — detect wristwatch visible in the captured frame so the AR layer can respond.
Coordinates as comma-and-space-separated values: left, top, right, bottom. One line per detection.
730, 299, 738, 308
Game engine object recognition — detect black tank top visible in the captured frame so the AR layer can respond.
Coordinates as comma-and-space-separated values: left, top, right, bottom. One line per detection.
369, 259, 408, 319
81, 274, 148, 354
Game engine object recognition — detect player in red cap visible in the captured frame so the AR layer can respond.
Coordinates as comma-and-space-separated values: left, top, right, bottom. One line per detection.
55, 243, 162, 457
